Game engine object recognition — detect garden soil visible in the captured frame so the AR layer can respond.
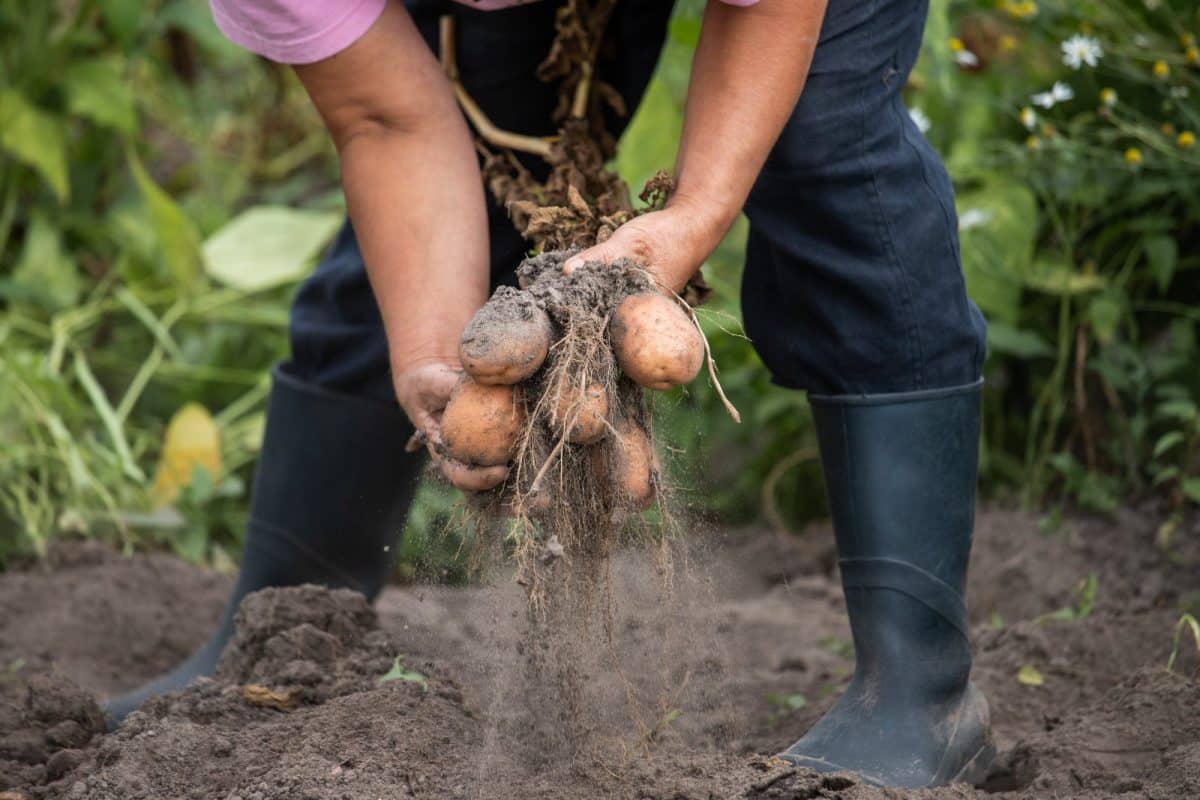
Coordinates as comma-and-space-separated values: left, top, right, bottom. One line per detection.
1, 508, 1198, 799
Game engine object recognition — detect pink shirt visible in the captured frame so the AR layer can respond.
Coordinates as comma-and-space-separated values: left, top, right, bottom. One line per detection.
210, 0, 760, 64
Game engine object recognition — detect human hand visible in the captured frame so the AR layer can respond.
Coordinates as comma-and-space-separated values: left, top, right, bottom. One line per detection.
560, 198, 733, 293
392, 357, 508, 492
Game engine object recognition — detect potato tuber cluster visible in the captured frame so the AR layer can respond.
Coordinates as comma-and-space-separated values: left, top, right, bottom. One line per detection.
436, 252, 706, 526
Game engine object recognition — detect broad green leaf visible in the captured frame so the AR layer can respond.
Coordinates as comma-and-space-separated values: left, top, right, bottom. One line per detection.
1182, 477, 1200, 505
1143, 235, 1178, 293
65, 56, 137, 134
1016, 665, 1044, 687
6, 213, 82, 311
986, 322, 1052, 359
0, 90, 69, 202
127, 149, 204, 288
957, 176, 1037, 324
202, 206, 342, 291
158, 1, 252, 64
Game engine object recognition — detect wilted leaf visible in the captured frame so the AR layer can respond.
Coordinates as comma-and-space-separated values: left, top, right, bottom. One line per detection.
203, 206, 342, 291
0, 90, 69, 201
152, 404, 222, 506
1016, 665, 1044, 687
65, 56, 137, 134
241, 684, 298, 711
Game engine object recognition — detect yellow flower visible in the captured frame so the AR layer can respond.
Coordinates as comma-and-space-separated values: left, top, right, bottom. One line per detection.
1124, 147, 1143, 165
1026, 135, 1041, 151
1179, 131, 1196, 149
1153, 60, 1170, 78
949, 37, 965, 52
1100, 88, 1117, 106
1187, 46, 1199, 65
1020, 106, 1037, 129
1002, 0, 1038, 20
1000, 34, 1018, 53
1181, 33, 1196, 48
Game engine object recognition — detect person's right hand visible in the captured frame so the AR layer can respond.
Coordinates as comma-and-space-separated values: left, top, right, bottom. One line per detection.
392, 357, 509, 492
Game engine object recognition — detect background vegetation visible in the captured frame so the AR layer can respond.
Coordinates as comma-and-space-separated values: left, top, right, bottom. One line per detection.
1, 0, 1197, 575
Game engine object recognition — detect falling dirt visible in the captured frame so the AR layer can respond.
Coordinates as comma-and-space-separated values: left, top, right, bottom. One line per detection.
1, 507, 1197, 799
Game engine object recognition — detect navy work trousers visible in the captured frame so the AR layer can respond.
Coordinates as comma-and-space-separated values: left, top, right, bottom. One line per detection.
286, 0, 987, 404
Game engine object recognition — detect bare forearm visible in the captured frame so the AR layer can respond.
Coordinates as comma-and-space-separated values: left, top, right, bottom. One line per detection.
340, 120, 489, 373
671, 0, 827, 240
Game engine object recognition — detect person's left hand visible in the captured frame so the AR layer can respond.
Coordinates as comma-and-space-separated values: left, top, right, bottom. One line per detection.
561, 199, 731, 293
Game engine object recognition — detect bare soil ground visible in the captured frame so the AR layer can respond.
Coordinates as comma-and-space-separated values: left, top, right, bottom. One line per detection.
1, 507, 1198, 799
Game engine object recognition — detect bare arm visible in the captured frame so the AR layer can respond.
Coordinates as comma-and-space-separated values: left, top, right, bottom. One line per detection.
295, 3, 504, 489
565, 0, 828, 290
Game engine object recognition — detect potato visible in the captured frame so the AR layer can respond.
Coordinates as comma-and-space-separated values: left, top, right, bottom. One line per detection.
440, 378, 524, 467
597, 418, 658, 510
459, 287, 553, 385
438, 456, 508, 492
609, 293, 704, 390
549, 379, 609, 445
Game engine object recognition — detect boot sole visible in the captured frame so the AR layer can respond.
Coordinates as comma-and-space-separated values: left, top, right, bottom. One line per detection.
952, 740, 997, 787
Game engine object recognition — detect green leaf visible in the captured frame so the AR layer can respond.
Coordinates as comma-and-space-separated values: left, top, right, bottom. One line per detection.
0, 90, 69, 201
1086, 294, 1122, 344
4, 213, 82, 311
97, 0, 142, 46
986, 322, 1053, 359
65, 56, 137, 134
1153, 431, 1186, 459
1016, 665, 1045, 687
1022, 258, 1105, 296
202, 206, 342, 291
127, 149, 203, 288
956, 176, 1038, 324
1181, 477, 1200, 505
379, 655, 428, 692
1157, 400, 1198, 423
1143, 235, 1178, 293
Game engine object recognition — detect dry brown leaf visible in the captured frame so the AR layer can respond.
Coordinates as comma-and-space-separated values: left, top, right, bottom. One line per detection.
241, 684, 299, 711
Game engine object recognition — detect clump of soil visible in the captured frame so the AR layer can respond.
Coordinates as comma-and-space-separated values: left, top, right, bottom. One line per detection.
0, 674, 104, 795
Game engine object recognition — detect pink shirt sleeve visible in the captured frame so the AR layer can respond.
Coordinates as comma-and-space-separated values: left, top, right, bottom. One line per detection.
209, 0, 387, 64
209, 0, 762, 65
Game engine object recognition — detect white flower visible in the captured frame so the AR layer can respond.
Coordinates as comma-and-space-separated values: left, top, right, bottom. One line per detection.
955, 49, 980, 68
1020, 107, 1038, 129
1061, 35, 1102, 70
1171, 85, 1190, 99
908, 107, 932, 133
1033, 81, 1075, 108
959, 209, 994, 231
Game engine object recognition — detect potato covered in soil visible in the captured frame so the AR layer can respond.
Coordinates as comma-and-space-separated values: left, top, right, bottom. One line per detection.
549, 380, 609, 445
459, 286, 553, 385
609, 293, 704, 390
440, 378, 524, 468
599, 418, 659, 510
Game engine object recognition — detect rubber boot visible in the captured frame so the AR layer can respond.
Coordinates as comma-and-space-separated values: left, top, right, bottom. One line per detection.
780, 380, 995, 788
104, 365, 422, 728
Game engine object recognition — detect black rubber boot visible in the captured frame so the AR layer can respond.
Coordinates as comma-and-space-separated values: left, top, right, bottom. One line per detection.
780, 380, 995, 788
104, 365, 422, 728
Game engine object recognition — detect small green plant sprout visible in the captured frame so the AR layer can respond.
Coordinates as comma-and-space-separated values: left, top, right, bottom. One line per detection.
765, 692, 808, 728
1035, 573, 1098, 624
989, 612, 1005, 630
817, 636, 854, 661
379, 655, 429, 692
645, 707, 682, 744
1166, 614, 1200, 678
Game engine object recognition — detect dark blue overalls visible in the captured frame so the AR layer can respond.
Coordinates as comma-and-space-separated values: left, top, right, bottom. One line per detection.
285, 0, 987, 403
